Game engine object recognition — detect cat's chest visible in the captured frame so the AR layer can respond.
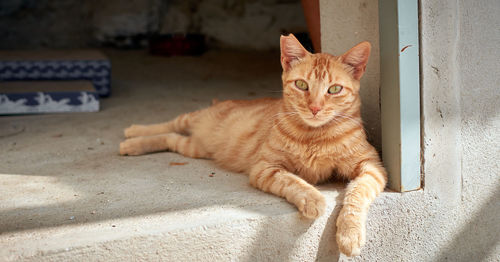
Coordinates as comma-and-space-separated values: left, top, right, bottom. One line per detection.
287, 146, 337, 184
269, 128, 348, 184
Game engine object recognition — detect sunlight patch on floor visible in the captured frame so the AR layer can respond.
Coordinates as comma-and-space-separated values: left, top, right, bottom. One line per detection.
0, 174, 80, 209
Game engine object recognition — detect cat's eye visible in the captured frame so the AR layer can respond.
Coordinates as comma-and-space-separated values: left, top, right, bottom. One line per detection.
328, 85, 343, 94
295, 80, 309, 91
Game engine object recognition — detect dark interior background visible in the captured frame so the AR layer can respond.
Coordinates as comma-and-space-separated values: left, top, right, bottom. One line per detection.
0, 0, 309, 50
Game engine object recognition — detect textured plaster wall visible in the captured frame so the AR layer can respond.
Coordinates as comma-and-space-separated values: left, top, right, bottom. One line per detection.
321, 0, 500, 261
0, 0, 306, 50
419, 1, 500, 259
456, 0, 500, 207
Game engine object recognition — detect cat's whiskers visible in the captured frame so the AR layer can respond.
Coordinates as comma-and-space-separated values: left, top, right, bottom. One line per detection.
270, 111, 298, 118
331, 114, 364, 129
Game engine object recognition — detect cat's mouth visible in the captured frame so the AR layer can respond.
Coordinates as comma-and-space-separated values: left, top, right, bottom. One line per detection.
303, 115, 330, 127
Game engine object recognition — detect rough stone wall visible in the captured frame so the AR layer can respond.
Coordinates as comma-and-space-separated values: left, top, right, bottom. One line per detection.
0, 0, 95, 49
0, 0, 306, 50
193, 0, 307, 49
91, 0, 165, 46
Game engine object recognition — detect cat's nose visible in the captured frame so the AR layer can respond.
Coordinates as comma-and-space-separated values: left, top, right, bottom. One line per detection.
309, 105, 322, 115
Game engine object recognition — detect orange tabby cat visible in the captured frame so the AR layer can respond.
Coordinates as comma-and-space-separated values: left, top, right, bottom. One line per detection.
119, 34, 387, 256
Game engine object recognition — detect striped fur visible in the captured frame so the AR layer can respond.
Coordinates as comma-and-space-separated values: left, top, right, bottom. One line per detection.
119, 34, 387, 257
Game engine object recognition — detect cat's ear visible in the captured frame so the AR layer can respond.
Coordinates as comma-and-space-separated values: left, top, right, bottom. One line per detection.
280, 34, 310, 71
341, 41, 371, 80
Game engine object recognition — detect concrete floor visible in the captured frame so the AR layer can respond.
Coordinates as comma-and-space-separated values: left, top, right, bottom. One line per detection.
0, 50, 344, 261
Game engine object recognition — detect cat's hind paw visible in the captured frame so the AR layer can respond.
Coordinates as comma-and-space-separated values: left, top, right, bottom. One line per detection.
119, 138, 146, 156
335, 207, 366, 257
124, 124, 146, 138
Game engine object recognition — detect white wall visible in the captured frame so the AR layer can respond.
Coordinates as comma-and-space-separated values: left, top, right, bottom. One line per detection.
321, 0, 500, 260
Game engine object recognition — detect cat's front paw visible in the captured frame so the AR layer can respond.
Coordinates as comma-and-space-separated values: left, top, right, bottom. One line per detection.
295, 189, 326, 219
119, 138, 146, 156
336, 206, 366, 257
124, 124, 146, 138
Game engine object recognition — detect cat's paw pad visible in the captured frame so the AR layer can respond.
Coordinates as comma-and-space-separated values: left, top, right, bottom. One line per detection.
119, 138, 145, 156
296, 190, 326, 219
124, 125, 145, 138
336, 207, 366, 257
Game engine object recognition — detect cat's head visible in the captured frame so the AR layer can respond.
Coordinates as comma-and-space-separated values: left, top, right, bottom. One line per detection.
280, 34, 370, 128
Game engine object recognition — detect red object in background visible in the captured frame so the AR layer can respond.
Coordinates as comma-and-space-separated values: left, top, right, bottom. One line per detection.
149, 34, 206, 56
301, 0, 321, 53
